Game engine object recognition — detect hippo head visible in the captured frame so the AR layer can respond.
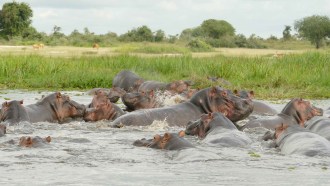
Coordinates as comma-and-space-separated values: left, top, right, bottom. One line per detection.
185, 113, 214, 138
122, 90, 156, 111
280, 98, 323, 127
90, 90, 110, 107
19, 136, 51, 147
233, 89, 255, 100
108, 87, 126, 103
133, 131, 193, 150
167, 80, 192, 94
0, 100, 30, 125
84, 102, 116, 122
190, 87, 254, 122
41, 92, 86, 123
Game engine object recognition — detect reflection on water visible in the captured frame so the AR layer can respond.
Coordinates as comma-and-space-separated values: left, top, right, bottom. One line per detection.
0, 90, 330, 185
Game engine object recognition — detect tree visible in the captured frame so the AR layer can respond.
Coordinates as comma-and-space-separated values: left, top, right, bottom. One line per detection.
0, 2, 33, 38
153, 29, 165, 42
282, 25, 292, 40
200, 19, 235, 39
119, 25, 153, 42
294, 15, 330, 49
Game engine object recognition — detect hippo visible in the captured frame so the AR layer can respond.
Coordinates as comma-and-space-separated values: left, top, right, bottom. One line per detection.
88, 89, 125, 119
84, 101, 117, 122
25, 92, 86, 123
233, 89, 278, 115
86, 87, 126, 103
111, 86, 253, 127
108, 87, 126, 103
0, 100, 30, 125
305, 116, 330, 141
133, 131, 194, 150
121, 90, 158, 111
185, 112, 252, 147
274, 124, 330, 157
112, 70, 144, 92
19, 136, 51, 148
242, 98, 323, 130
138, 80, 192, 95
0, 124, 6, 137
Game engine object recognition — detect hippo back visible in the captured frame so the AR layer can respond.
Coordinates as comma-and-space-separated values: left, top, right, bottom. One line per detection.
276, 126, 330, 157
305, 116, 330, 141
0, 100, 30, 125
204, 128, 252, 147
112, 70, 144, 92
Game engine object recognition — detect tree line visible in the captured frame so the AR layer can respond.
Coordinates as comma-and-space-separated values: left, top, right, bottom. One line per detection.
1, 2, 330, 49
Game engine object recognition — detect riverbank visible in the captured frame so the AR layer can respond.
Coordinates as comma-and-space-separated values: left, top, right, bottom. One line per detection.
0, 47, 329, 99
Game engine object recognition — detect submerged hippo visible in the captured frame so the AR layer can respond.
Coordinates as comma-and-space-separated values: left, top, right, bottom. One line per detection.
88, 89, 125, 119
0, 100, 30, 125
111, 86, 253, 127
0, 124, 6, 137
112, 70, 144, 92
121, 90, 158, 111
186, 112, 252, 147
84, 102, 117, 122
274, 124, 330, 157
25, 92, 86, 123
242, 98, 323, 130
305, 116, 330, 141
19, 136, 51, 148
138, 80, 192, 95
133, 131, 194, 150
86, 87, 126, 103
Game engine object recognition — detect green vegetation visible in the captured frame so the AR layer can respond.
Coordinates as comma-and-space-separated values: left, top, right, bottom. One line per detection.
294, 15, 330, 49
0, 51, 329, 99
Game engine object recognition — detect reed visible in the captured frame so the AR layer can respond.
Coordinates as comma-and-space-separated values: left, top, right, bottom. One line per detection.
0, 51, 329, 99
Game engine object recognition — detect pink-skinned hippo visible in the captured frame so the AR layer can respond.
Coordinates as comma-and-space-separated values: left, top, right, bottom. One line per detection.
25, 92, 86, 124
0, 124, 6, 137
84, 101, 117, 122
111, 86, 253, 127
274, 124, 330, 157
234, 89, 278, 115
242, 98, 323, 130
19, 136, 51, 148
0, 100, 30, 126
112, 70, 144, 92
185, 112, 252, 147
133, 131, 194, 150
121, 90, 158, 112
86, 87, 126, 103
88, 89, 125, 120
304, 116, 330, 141
138, 80, 192, 95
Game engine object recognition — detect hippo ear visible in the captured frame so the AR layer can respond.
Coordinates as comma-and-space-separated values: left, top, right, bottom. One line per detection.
26, 137, 32, 146
163, 133, 171, 141
56, 92, 62, 98
178, 130, 185, 137
221, 90, 228, 97
20, 100, 24, 104
2, 101, 8, 107
207, 112, 212, 118
249, 91, 255, 97
149, 90, 154, 97
153, 134, 161, 142
233, 89, 238, 95
45, 136, 51, 143
209, 87, 217, 97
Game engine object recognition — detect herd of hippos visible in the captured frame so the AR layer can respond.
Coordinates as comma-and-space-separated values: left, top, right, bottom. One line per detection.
1, 70, 330, 157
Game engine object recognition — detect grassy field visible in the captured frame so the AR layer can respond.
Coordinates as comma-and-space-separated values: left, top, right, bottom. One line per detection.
0, 45, 329, 100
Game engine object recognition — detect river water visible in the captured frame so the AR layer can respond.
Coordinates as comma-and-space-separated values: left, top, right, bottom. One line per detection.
1, 90, 330, 186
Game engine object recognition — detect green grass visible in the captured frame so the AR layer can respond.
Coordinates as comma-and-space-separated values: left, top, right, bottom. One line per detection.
0, 51, 329, 99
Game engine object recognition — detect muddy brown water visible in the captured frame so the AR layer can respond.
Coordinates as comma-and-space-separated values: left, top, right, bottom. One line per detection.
0, 90, 330, 186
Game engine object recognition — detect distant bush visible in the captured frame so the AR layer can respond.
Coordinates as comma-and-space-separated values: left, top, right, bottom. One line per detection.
187, 39, 213, 52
